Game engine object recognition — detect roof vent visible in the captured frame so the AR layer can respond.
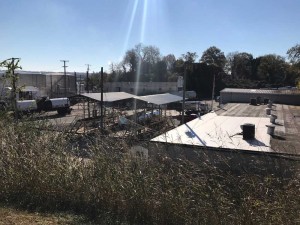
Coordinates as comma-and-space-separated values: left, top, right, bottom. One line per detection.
250, 98, 257, 105
242, 123, 255, 140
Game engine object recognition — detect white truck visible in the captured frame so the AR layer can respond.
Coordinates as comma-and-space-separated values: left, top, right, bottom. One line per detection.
15, 97, 71, 115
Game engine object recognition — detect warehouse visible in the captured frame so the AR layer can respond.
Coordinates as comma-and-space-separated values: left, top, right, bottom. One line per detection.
220, 88, 300, 105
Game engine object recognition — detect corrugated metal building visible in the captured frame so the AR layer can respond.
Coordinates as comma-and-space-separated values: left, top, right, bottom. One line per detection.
103, 81, 178, 95
0, 70, 79, 97
220, 88, 300, 105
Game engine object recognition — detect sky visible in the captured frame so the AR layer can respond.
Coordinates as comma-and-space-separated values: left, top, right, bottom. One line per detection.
1, 0, 299, 73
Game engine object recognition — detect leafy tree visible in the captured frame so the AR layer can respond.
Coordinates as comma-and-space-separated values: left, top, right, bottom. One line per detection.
287, 44, 300, 86
257, 54, 288, 85
109, 62, 128, 82
231, 52, 254, 79
287, 44, 300, 64
153, 61, 167, 82
174, 58, 185, 74
225, 51, 238, 75
85, 72, 109, 92
142, 45, 161, 66
162, 54, 176, 72
200, 46, 226, 69
0, 58, 22, 119
122, 44, 161, 81
285, 64, 300, 86
123, 49, 138, 73
181, 52, 198, 63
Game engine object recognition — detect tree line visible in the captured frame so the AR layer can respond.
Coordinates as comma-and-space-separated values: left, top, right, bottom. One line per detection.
89, 43, 300, 97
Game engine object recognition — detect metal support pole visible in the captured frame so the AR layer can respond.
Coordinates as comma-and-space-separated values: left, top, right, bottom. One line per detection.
86, 67, 90, 118
11, 58, 18, 120
74, 72, 77, 95
100, 67, 104, 129
211, 73, 216, 111
50, 75, 53, 98
181, 64, 187, 124
79, 74, 82, 94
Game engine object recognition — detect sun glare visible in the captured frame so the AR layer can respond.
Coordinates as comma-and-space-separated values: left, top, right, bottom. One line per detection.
123, 0, 139, 55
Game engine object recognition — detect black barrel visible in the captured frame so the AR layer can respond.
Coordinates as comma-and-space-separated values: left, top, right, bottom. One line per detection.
250, 98, 257, 105
263, 98, 269, 105
242, 123, 255, 140
256, 96, 261, 105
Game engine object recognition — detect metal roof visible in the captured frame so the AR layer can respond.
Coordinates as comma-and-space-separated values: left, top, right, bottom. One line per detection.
151, 112, 271, 152
81, 92, 136, 102
0, 70, 81, 76
136, 93, 184, 105
220, 88, 300, 95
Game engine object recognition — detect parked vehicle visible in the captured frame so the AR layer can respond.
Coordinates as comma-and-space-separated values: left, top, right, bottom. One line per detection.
17, 100, 38, 113
39, 97, 71, 115
12, 97, 72, 116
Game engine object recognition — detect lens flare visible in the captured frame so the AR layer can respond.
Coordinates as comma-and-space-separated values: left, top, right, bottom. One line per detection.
122, 0, 139, 55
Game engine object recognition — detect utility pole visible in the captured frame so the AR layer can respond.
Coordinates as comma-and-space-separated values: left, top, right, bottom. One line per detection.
60, 60, 69, 97
85, 64, 91, 93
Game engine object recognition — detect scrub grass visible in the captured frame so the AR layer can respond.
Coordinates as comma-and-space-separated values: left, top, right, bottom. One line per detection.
0, 114, 300, 224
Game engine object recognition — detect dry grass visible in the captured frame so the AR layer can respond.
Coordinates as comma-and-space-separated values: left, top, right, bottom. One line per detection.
0, 205, 87, 225
0, 114, 300, 224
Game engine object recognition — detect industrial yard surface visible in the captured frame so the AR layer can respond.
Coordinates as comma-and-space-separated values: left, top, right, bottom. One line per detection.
215, 103, 300, 154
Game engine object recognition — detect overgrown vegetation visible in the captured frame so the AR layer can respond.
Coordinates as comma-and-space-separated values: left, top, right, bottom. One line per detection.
0, 114, 300, 224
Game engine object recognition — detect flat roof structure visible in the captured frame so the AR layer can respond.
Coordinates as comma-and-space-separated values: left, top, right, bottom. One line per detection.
220, 88, 300, 95
80, 92, 136, 102
151, 112, 271, 152
220, 88, 300, 105
136, 93, 184, 105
